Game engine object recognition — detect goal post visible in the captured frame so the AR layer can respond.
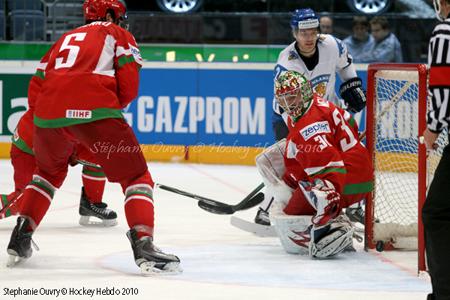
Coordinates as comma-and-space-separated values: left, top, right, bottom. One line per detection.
365, 63, 428, 273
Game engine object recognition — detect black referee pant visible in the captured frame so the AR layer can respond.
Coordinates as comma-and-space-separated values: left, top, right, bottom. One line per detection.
423, 142, 450, 300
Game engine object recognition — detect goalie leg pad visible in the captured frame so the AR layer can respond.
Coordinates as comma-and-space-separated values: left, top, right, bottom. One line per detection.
271, 214, 312, 255
309, 215, 355, 258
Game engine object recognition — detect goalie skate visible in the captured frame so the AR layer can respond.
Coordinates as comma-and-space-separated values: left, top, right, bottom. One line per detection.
345, 205, 365, 225
79, 188, 117, 227
6, 217, 36, 267
254, 208, 271, 226
127, 229, 182, 276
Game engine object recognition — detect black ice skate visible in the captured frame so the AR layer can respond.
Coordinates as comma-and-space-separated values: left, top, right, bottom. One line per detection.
7, 216, 37, 267
79, 187, 117, 227
126, 228, 182, 275
254, 208, 271, 226
345, 205, 365, 225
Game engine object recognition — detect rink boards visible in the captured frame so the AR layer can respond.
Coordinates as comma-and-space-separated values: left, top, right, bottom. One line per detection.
0, 61, 425, 166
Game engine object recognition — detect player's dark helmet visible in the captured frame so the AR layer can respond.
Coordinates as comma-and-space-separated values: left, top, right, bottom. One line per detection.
290, 8, 320, 30
83, 0, 127, 24
275, 71, 314, 119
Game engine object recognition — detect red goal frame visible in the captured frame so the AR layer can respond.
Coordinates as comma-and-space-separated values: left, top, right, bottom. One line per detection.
365, 63, 428, 272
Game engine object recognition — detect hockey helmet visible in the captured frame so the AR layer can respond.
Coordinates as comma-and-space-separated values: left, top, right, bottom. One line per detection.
275, 70, 313, 119
290, 8, 319, 30
83, 0, 126, 24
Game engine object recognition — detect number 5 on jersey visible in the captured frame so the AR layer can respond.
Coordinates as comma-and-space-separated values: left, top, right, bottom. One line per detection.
55, 33, 87, 69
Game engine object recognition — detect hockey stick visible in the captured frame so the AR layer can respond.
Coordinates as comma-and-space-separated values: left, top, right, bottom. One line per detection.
77, 158, 265, 214
358, 81, 413, 140
157, 182, 265, 215
0, 193, 23, 217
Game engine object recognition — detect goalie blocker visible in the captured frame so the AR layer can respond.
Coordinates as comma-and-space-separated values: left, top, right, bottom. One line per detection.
339, 77, 366, 113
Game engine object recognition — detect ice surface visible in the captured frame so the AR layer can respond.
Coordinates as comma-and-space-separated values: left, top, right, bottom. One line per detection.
0, 160, 430, 300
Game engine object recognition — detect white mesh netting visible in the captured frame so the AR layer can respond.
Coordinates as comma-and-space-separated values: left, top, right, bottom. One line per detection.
371, 70, 447, 248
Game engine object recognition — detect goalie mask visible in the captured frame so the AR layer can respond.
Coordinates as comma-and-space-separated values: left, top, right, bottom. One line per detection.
275, 71, 313, 119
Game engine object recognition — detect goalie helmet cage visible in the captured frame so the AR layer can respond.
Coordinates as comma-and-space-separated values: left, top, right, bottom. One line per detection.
365, 63, 428, 273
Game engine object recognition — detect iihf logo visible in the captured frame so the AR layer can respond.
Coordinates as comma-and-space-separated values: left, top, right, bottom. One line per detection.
66, 110, 92, 119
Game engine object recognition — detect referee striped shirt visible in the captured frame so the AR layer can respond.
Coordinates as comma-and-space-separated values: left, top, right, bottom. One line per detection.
428, 18, 450, 133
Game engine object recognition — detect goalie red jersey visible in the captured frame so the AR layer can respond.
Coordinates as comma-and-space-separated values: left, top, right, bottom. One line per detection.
283, 95, 373, 208
34, 21, 142, 128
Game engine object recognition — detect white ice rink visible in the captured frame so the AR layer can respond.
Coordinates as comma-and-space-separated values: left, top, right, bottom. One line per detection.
0, 159, 431, 300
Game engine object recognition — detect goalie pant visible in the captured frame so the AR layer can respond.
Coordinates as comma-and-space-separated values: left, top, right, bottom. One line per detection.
0, 111, 107, 219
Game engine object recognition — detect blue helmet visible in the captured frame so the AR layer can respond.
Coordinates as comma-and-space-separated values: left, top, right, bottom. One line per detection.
290, 8, 319, 30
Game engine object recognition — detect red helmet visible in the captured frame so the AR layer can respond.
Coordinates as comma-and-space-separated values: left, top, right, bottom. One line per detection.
83, 0, 126, 23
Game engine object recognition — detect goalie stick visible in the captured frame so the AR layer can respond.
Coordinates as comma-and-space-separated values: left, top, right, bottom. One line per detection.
230, 216, 277, 237
157, 183, 265, 215
230, 216, 364, 241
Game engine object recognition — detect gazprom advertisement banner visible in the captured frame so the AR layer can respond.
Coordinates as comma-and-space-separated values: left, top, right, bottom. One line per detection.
123, 65, 275, 147
0, 62, 367, 148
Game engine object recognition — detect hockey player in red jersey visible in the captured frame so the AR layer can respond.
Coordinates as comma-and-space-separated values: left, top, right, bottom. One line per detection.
256, 70, 373, 257
6, 0, 181, 275
0, 109, 117, 226
1, 59, 116, 225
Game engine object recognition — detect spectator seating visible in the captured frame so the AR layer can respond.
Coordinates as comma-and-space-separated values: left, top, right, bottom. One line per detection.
6, 0, 44, 40
10, 10, 45, 40
7, 0, 42, 11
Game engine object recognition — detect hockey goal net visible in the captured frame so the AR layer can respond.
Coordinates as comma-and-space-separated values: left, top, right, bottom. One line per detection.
365, 63, 447, 273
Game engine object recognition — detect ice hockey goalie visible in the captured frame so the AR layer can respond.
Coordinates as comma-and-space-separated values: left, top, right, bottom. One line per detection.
256, 70, 373, 258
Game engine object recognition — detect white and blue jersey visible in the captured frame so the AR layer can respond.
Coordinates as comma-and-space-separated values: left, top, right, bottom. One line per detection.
273, 34, 358, 122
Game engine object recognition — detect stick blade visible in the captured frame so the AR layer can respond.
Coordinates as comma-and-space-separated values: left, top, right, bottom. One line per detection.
197, 201, 234, 215
230, 216, 277, 237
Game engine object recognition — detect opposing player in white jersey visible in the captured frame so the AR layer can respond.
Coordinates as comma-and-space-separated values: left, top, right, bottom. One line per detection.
254, 8, 367, 226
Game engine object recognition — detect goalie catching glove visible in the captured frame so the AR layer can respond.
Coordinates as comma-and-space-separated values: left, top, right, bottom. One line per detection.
339, 77, 366, 113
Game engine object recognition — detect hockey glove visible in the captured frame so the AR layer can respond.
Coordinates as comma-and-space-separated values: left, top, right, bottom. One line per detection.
339, 77, 366, 113
298, 179, 341, 227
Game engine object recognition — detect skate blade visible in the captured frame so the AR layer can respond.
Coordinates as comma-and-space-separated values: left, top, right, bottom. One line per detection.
140, 261, 183, 276
79, 216, 118, 227
6, 250, 25, 268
